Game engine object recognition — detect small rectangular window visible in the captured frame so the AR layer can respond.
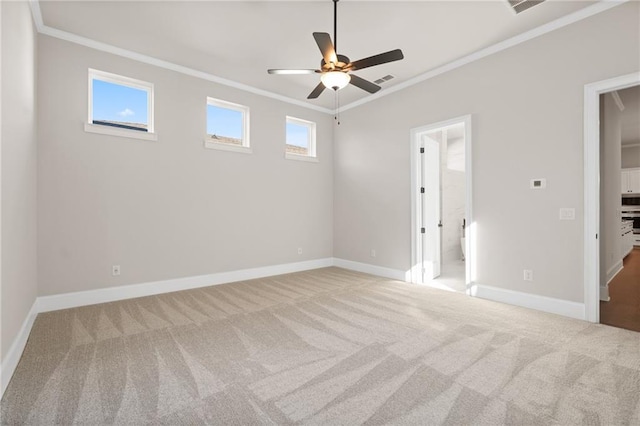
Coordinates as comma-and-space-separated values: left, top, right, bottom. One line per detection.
205, 97, 251, 154
85, 69, 156, 141
286, 116, 317, 161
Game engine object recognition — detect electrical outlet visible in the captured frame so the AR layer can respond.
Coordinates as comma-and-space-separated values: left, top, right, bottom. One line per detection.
370, 249, 376, 258
530, 178, 547, 189
523, 269, 533, 281
112, 265, 121, 276
297, 248, 303, 255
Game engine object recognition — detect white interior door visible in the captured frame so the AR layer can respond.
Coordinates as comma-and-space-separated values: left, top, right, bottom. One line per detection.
422, 134, 442, 280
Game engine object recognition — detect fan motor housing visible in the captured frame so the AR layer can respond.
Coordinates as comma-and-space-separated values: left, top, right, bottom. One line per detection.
321, 54, 351, 71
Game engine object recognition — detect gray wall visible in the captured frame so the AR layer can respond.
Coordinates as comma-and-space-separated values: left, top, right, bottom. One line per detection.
622, 146, 640, 169
37, 36, 334, 296
600, 93, 622, 287
1, 1, 38, 360
334, 2, 639, 303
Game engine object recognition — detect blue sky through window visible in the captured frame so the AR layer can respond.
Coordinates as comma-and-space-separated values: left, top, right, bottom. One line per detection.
286, 122, 309, 148
92, 79, 148, 125
207, 105, 243, 139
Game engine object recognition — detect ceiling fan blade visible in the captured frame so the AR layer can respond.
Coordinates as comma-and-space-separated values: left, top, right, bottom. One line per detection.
349, 74, 381, 94
313, 32, 338, 65
267, 69, 320, 75
348, 49, 404, 71
307, 82, 326, 99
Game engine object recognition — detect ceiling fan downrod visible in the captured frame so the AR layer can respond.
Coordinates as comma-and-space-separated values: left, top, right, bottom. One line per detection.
333, 0, 338, 54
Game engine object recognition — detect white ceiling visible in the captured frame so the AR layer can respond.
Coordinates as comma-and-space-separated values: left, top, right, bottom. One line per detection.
39, 0, 601, 110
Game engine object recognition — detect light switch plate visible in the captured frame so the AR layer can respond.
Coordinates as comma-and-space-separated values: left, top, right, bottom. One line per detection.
559, 208, 575, 220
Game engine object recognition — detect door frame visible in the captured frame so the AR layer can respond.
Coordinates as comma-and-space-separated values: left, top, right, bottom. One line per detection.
584, 72, 640, 322
410, 114, 473, 291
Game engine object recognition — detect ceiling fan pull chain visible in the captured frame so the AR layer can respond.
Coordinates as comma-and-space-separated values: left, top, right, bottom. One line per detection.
335, 91, 341, 125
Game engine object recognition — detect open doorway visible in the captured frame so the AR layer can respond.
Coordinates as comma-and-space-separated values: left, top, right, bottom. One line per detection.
411, 115, 473, 293
598, 85, 640, 332
584, 72, 640, 324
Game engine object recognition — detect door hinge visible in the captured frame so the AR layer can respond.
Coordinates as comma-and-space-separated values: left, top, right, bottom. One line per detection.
421, 227, 425, 234
420, 187, 425, 193
420, 147, 424, 154
596, 233, 598, 239
438, 221, 443, 228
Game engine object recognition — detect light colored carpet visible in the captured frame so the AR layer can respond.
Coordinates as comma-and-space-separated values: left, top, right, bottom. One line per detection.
2, 267, 640, 425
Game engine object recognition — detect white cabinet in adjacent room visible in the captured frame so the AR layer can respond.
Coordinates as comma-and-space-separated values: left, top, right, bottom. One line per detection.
622, 168, 640, 194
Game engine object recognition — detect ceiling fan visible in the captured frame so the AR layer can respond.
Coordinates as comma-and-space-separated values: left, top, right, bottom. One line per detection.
267, 0, 404, 99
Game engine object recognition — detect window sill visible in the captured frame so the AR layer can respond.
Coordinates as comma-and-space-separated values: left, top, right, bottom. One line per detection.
285, 152, 318, 163
204, 140, 252, 154
84, 123, 157, 141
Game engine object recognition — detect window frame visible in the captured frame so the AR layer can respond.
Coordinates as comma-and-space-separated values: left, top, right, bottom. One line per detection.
85, 68, 156, 141
285, 116, 317, 162
204, 97, 251, 154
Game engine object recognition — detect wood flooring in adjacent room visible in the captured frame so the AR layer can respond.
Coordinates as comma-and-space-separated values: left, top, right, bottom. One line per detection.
601, 247, 640, 332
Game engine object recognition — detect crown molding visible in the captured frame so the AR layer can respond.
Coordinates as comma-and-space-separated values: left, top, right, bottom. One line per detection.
29, 0, 628, 116
338, 0, 629, 113
28, 1, 333, 115
611, 90, 626, 111
28, 0, 44, 31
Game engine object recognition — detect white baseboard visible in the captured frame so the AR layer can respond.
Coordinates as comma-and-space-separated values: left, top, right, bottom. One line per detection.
1, 299, 39, 398
332, 258, 409, 282
1, 258, 334, 400
606, 260, 623, 284
472, 284, 586, 320
600, 260, 623, 302
0, 258, 588, 401
38, 258, 334, 313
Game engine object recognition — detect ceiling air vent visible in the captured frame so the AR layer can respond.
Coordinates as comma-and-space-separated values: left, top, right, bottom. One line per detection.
508, 0, 545, 14
373, 74, 395, 85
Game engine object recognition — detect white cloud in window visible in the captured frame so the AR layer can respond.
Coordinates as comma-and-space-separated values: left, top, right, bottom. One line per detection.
117, 108, 135, 117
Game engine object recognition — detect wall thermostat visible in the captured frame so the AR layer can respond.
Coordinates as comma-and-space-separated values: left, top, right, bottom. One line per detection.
530, 178, 547, 189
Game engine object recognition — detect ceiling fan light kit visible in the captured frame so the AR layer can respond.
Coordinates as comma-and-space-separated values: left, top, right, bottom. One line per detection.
267, 0, 404, 100
321, 71, 351, 90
